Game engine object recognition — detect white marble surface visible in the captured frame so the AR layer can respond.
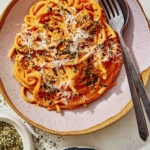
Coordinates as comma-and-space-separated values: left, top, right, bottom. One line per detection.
0, 0, 150, 150
139, 0, 150, 22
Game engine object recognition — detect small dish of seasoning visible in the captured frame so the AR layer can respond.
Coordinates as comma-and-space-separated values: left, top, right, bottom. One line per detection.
0, 113, 34, 150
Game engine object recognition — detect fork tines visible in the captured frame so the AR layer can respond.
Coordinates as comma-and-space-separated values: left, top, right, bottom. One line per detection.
99, 0, 121, 19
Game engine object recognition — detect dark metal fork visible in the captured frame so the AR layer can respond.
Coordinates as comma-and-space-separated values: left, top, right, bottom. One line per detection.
98, 0, 150, 141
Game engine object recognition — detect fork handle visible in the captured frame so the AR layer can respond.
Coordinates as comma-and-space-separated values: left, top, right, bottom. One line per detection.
119, 33, 150, 122
118, 33, 149, 141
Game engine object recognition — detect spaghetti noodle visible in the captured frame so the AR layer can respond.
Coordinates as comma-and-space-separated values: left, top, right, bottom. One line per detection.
8, 0, 123, 112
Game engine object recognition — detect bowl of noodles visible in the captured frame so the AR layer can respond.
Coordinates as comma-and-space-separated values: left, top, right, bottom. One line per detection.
0, 0, 150, 135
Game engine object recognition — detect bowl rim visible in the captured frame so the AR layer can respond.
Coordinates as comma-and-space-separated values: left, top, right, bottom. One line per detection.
60, 146, 95, 150
0, 113, 34, 150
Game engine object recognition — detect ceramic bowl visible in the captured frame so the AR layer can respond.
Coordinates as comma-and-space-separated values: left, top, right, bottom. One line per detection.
0, 0, 150, 136
0, 113, 34, 150
61, 146, 95, 150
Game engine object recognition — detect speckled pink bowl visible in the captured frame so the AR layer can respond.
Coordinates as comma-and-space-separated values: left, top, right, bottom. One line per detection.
0, 0, 150, 135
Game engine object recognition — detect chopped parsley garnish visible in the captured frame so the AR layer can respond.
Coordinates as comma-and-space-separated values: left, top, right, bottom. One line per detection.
52, 68, 58, 76
100, 84, 107, 87
49, 101, 53, 106
43, 83, 49, 90
59, 39, 66, 45
48, 7, 52, 11
64, 9, 71, 14
70, 52, 76, 58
